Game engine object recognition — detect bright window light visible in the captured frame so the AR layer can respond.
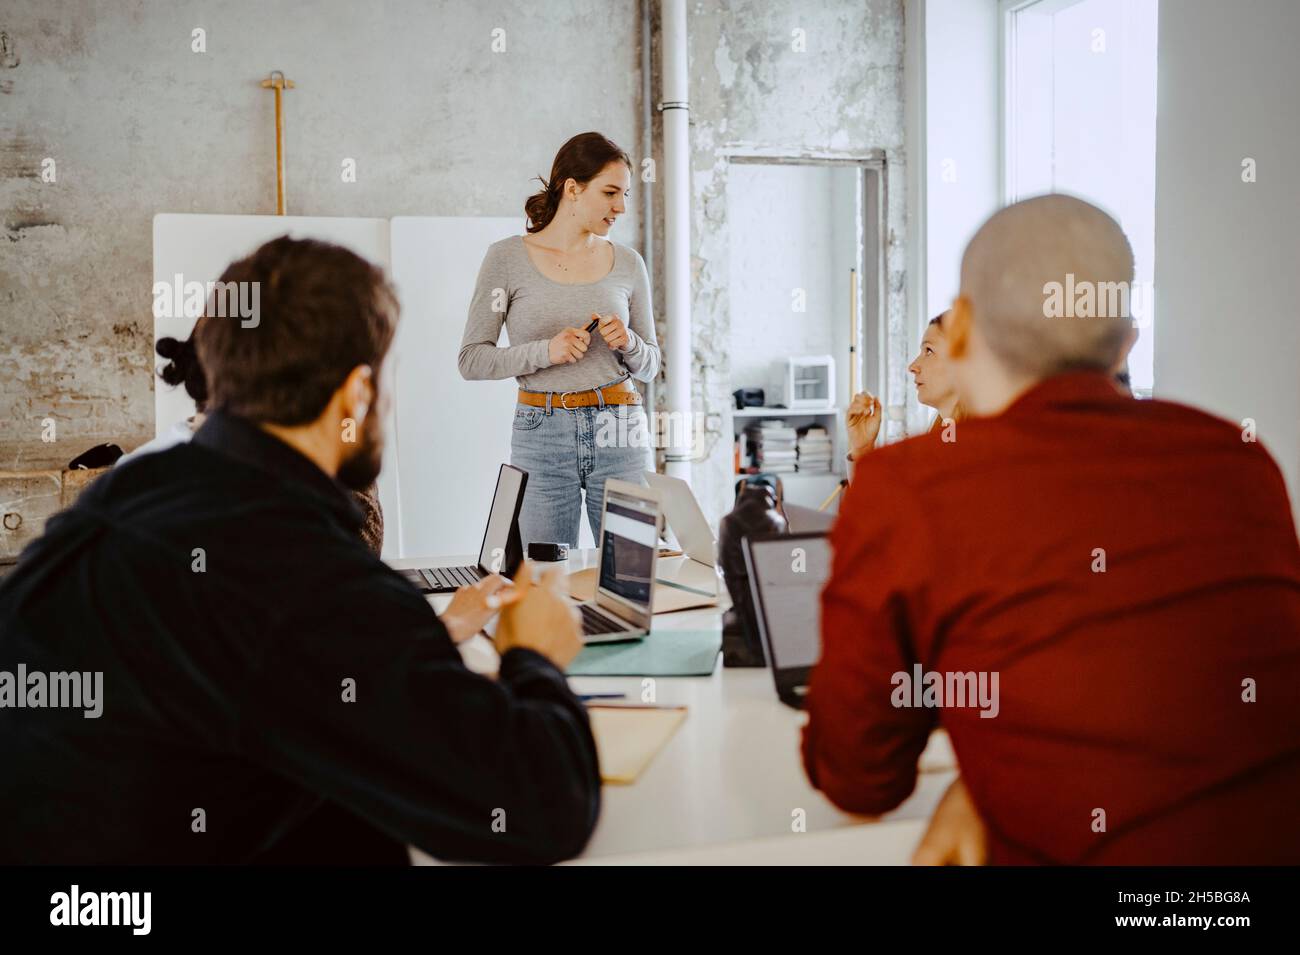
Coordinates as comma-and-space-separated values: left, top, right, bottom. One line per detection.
1004, 0, 1159, 394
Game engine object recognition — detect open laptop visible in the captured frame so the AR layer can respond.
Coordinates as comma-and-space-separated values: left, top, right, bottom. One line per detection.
575, 479, 661, 644
401, 464, 527, 594
742, 531, 831, 708
643, 470, 716, 568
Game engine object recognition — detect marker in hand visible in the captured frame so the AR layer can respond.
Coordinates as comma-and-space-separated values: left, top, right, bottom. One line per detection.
547, 321, 592, 365
592, 312, 632, 352
584, 316, 600, 334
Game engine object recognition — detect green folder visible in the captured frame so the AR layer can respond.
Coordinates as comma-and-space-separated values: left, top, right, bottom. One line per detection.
567, 628, 722, 677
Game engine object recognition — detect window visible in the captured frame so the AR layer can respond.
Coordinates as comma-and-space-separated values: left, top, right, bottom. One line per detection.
1002, 0, 1159, 393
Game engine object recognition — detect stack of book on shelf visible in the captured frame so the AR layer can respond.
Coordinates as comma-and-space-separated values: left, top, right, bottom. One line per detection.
745, 420, 798, 474
796, 425, 834, 474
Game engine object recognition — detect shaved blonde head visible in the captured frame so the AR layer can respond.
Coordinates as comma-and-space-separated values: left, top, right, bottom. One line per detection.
958, 194, 1135, 377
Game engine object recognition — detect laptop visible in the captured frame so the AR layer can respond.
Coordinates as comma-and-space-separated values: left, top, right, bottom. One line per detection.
742, 531, 831, 708
643, 470, 716, 568
576, 478, 661, 644
401, 464, 527, 594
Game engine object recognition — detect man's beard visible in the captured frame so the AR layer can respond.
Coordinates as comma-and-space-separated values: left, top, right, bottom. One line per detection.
337, 412, 384, 491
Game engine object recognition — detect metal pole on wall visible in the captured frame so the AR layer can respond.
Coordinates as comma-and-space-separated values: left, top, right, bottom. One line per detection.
640, 0, 657, 448
660, 0, 692, 481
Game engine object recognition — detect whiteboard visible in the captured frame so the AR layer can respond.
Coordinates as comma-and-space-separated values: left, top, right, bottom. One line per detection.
152, 214, 402, 556
389, 216, 527, 558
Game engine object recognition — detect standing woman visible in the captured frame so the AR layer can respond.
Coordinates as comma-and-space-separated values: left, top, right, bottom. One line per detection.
459, 132, 660, 547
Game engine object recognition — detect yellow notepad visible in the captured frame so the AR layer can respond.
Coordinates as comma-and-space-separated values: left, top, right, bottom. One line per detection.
588, 705, 688, 784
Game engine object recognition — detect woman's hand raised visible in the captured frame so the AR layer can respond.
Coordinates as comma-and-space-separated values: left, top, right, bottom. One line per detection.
846, 391, 883, 459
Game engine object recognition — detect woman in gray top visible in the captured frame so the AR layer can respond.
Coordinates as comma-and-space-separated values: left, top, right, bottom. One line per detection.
459, 132, 661, 547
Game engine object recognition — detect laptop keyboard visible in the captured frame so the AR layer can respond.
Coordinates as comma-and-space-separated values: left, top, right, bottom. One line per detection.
418, 565, 483, 591
579, 603, 628, 636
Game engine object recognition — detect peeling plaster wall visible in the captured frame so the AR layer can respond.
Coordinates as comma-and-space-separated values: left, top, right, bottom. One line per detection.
2, 0, 907, 533
0, 0, 643, 470
651, 0, 908, 523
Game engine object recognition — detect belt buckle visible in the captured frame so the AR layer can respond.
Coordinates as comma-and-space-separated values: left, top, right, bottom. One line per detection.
559, 390, 576, 410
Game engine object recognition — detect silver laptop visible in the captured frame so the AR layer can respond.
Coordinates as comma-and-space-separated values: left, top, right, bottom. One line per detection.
576, 479, 661, 644
643, 470, 716, 567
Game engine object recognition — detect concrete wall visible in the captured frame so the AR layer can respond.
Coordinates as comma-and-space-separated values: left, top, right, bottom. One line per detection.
666, 0, 908, 522
1153, 0, 1300, 517
1, 0, 907, 531
0, 0, 644, 471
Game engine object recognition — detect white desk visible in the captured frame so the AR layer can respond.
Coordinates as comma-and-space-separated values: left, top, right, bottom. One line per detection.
389, 551, 956, 865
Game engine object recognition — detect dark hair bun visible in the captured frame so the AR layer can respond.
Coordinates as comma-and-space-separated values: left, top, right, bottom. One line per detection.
155, 333, 208, 407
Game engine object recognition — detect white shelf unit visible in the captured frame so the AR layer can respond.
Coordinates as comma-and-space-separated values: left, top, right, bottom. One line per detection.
733, 407, 844, 510
732, 405, 838, 418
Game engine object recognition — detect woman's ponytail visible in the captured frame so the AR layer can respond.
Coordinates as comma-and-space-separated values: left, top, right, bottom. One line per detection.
524, 176, 563, 234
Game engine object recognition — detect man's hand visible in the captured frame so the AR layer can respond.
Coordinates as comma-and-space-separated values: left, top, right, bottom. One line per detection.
595, 313, 631, 351
493, 561, 584, 670
548, 324, 591, 365
846, 391, 883, 459
912, 776, 987, 866
441, 573, 513, 644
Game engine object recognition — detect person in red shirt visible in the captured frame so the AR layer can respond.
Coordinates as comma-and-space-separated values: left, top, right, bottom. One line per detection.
802, 194, 1300, 865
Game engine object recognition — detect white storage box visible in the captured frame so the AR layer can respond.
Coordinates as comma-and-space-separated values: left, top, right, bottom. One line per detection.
784, 355, 836, 410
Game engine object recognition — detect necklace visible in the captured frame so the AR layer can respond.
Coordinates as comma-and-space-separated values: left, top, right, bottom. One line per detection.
553, 246, 594, 273
528, 238, 598, 273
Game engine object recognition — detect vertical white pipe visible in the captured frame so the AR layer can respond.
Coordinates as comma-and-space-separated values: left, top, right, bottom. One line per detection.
661, 0, 692, 480
640, 0, 656, 430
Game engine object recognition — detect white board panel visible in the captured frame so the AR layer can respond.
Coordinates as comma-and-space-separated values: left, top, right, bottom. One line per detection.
389, 217, 526, 558
151, 214, 402, 556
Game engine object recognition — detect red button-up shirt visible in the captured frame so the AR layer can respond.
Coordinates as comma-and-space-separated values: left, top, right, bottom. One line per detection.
802, 372, 1300, 863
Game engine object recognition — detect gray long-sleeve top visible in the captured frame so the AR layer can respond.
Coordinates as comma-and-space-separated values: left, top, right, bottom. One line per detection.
458, 235, 661, 392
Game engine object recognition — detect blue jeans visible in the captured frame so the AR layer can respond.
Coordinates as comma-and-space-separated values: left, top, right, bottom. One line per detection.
510, 400, 651, 548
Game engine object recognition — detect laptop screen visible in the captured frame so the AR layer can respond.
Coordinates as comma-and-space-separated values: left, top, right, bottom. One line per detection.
477, 465, 524, 573
746, 534, 831, 670
597, 491, 657, 608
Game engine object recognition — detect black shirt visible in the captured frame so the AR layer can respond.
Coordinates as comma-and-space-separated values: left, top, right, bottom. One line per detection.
0, 412, 600, 864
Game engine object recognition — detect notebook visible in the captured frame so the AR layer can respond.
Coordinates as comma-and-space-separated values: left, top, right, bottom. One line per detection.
587, 705, 688, 784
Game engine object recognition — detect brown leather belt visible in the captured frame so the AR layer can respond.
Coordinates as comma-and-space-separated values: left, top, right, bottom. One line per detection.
517, 380, 642, 409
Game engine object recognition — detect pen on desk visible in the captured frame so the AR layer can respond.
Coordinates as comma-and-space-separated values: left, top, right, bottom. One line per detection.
587, 703, 687, 711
